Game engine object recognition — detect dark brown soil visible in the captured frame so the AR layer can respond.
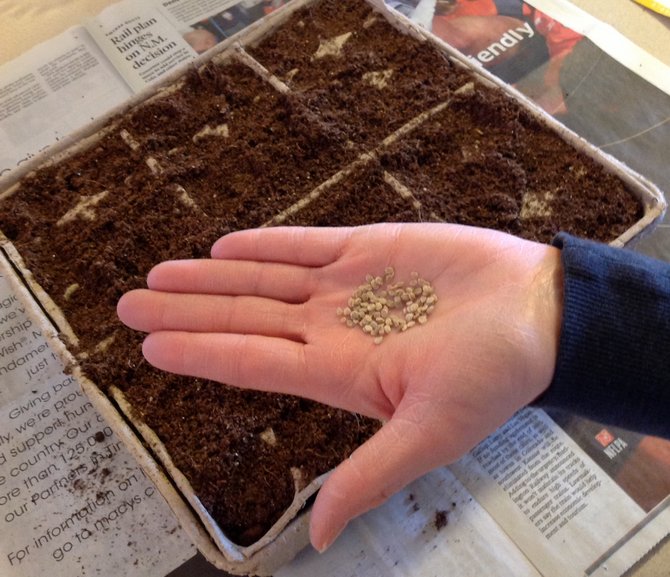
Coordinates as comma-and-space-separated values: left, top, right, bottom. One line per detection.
280, 161, 423, 226
434, 509, 448, 531
379, 84, 642, 242
250, 0, 473, 148
0, 0, 643, 549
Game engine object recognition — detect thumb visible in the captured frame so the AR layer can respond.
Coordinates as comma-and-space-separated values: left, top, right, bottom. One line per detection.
309, 409, 444, 552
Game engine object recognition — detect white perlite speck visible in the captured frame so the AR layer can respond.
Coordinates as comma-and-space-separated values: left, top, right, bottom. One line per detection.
337, 267, 437, 344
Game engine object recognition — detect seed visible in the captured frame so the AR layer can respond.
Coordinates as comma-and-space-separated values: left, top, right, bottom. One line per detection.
259, 428, 277, 446
64, 283, 80, 301
337, 269, 437, 342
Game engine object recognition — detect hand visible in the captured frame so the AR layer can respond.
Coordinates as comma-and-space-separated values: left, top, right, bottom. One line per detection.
117, 223, 563, 551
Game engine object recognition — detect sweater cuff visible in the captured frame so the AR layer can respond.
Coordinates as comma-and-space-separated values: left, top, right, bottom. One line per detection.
535, 233, 670, 438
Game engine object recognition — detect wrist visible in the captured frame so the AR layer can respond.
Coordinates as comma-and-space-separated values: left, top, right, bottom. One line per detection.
526, 245, 564, 401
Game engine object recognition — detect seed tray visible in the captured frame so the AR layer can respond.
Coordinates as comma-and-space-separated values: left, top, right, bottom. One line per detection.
0, 0, 666, 574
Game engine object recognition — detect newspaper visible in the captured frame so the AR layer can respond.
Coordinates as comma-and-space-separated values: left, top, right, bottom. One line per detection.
0, 268, 196, 576
1, 1, 669, 576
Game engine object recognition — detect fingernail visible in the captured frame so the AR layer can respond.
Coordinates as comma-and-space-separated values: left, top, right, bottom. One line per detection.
315, 536, 333, 553
315, 524, 345, 553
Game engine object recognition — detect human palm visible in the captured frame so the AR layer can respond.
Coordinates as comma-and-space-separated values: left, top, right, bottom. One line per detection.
117, 223, 562, 550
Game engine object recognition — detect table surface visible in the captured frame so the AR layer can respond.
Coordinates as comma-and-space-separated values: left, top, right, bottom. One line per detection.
1, 1, 669, 576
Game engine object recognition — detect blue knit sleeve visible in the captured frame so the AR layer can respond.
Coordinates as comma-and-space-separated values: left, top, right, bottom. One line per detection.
535, 233, 670, 439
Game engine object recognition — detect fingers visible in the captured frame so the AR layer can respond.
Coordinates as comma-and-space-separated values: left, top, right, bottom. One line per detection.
117, 290, 306, 341
146, 259, 314, 303
211, 227, 355, 266
142, 331, 310, 393
309, 408, 442, 551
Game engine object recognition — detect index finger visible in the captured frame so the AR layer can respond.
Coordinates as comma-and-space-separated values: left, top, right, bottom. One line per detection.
140, 330, 383, 416
211, 226, 356, 266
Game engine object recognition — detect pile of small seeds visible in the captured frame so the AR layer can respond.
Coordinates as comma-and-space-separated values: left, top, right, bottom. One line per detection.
337, 267, 437, 344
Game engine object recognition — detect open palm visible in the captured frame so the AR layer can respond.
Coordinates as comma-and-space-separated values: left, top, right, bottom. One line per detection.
117, 223, 562, 550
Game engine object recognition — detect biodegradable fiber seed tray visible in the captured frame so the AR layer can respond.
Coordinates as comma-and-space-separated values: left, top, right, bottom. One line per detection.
0, 0, 666, 574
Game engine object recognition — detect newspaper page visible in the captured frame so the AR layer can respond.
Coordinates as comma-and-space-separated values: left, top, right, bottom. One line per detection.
0, 27, 132, 179
0, 264, 195, 577
277, 467, 543, 577
450, 409, 670, 577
